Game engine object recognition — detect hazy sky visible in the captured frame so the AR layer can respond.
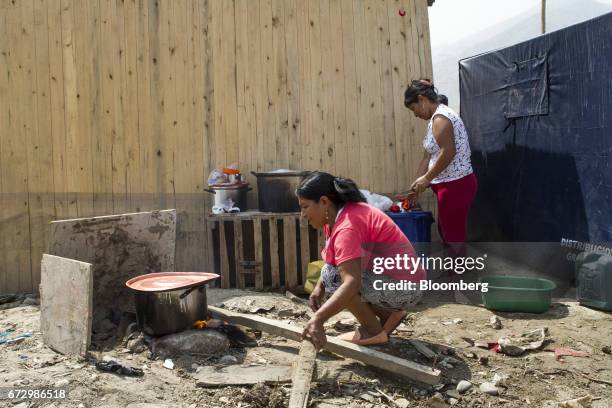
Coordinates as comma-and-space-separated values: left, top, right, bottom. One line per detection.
428, 0, 612, 48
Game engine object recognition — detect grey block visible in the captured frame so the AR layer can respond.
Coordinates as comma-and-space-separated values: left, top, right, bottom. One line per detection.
40, 254, 93, 355
48, 210, 176, 318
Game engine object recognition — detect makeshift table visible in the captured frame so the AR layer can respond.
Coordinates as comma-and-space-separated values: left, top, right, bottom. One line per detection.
207, 211, 323, 290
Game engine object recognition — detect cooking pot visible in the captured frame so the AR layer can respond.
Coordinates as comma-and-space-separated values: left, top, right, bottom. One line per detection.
204, 184, 251, 211
126, 272, 219, 336
251, 170, 311, 212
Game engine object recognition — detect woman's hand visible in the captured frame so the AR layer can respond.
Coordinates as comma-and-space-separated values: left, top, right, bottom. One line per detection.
302, 316, 327, 351
410, 175, 431, 194
309, 282, 325, 312
396, 189, 418, 201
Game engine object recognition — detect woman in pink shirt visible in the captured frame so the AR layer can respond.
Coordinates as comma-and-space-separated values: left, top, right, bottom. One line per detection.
297, 172, 424, 350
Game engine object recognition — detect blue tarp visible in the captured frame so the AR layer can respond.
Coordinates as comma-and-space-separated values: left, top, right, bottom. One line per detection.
459, 12, 612, 243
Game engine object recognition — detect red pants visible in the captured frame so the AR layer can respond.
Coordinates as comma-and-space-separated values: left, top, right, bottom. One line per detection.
430, 173, 478, 247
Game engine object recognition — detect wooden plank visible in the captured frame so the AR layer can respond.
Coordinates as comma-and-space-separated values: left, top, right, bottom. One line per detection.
271, 0, 288, 169
388, 0, 412, 195
0, 0, 8, 292
299, 217, 310, 285
260, 0, 275, 171
219, 221, 229, 288
364, 0, 383, 191
28, 0, 56, 289
376, 0, 397, 195
69, 0, 94, 217
3, 0, 32, 292
253, 218, 263, 289
247, 0, 264, 172
308, 0, 323, 169
289, 340, 317, 408
319, 0, 335, 172
341, 0, 361, 186
234, 220, 244, 289
269, 217, 280, 288
329, 0, 348, 178
352, 0, 371, 188
234, 0, 250, 179
109, 0, 128, 215
284, 0, 301, 168
122, 0, 143, 212
283, 217, 298, 289
96, 0, 116, 216
40, 254, 93, 355
46, 0, 68, 219
295, 0, 311, 170
196, 365, 292, 387
206, 220, 215, 273
156, 0, 176, 210
208, 306, 441, 385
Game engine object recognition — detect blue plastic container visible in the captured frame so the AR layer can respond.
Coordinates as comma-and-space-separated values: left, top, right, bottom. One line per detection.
386, 211, 434, 242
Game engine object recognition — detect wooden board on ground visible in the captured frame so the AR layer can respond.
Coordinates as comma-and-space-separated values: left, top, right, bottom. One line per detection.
195, 365, 293, 387
40, 254, 93, 355
289, 340, 317, 408
208, 306, 440, 385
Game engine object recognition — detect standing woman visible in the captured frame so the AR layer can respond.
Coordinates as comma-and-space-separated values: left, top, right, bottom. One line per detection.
402, 79, 477, 256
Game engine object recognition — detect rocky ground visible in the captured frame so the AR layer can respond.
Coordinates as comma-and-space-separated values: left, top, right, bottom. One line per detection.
0, 289, 610, 408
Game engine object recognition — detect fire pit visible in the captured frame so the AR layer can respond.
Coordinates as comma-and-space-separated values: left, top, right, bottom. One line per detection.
126, 272, 219, 336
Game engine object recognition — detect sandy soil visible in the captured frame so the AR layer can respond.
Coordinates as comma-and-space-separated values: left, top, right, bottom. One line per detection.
0, 289, 610, 408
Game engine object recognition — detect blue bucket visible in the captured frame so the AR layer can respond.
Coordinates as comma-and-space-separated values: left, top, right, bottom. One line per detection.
386, 211, 434, 243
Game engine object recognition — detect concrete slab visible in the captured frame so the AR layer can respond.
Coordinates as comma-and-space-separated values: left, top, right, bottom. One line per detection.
40, 254, 93, 355
48, 209, 176, 318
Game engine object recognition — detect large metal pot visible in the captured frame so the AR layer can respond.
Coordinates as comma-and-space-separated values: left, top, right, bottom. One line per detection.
251, 170, 311, 212
204, 184, 251, 211
132, 285, 208, 336
126, 272, 219, 336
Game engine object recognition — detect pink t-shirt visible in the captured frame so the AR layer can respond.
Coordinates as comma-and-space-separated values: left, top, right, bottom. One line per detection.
321, 202, 425, 281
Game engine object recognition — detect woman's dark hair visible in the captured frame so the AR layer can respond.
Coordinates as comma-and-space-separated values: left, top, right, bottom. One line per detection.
296, 171, 366, 206
437, 94, 448, 106
404, 78, 439, 107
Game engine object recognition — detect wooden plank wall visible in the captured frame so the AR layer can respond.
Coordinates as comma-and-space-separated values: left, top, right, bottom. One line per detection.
0, 0, 433, 293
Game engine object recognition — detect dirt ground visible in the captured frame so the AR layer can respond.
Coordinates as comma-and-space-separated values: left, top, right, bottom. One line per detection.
0, 289, 610, 408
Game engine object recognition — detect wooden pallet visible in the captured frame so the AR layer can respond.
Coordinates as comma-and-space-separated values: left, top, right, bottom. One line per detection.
207, 211, 324, 290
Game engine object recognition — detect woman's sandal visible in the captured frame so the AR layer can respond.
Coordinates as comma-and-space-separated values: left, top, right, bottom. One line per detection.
382, 310, 408, 335
336, 327, 389, 346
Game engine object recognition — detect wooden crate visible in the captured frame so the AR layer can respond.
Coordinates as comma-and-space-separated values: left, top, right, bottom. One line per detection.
207, 212, 324, 290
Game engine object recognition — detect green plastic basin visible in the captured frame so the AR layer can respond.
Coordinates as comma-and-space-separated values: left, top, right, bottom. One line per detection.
479, 275, 556, 313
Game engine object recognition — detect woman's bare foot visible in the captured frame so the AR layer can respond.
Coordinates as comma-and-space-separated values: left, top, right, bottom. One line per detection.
381, 310, 408, 335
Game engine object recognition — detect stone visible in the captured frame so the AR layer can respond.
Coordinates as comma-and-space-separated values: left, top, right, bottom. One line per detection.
54, 379, 70, 387
22, 297, 40, 306
127, 336, 146, 353
154, 330, 230, 357
452, 318, 463, 324
457, 380, 472, 393
445, 390, 461, 399
163, 359, 174, 370
489, 316, 502, 329
395, 398, 410, 408
90, 374, 98, 381
449, 398, 459, 405
359, 393, 375, 402
219, 355, 239, 365
479, 382, 499, 396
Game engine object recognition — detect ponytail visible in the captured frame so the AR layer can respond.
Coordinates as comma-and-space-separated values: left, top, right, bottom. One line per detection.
332, 177, 366, 204
296, 171, 365, 205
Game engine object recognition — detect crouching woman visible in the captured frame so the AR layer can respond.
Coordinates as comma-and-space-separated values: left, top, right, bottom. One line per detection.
296, 172, 425, 350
